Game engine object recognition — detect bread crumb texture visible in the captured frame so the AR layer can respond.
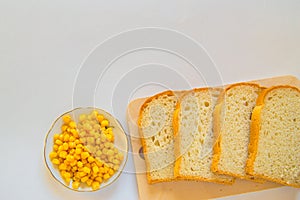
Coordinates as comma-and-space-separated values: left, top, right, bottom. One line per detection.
252, 86, 300, 187
175, 88, 233, 183
216, 84, 262, 179
139, 91, 177, 182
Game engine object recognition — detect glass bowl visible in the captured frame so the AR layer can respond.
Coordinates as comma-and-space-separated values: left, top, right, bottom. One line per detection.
44, 107, 128, 192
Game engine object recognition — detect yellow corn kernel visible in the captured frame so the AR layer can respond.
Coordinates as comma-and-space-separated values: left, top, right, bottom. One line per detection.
53, 144, 59, 151
97, 114, 104, 122
63, 134, 70, 142
63, 172, 71, 178
78, 171, 86, 177
68, 142, 75, 149
108, 169, 114, 176
81, 176, 89, 183
95, 176, 103, 183
70, 128, 77, 135
103, 173, 110, 180
54, 134, 60, 140
63, 115, 71, 124
49, 151, 57, 159
64, 176, 71, 185
74, 154, 81, 160
106, 134, 113, 141
59, 163, 67, 170
69, 149, 75, 155
61, 125, 68, 132
66, 155, 74, 162
62, 142, 69, 150
81, 152, 90, 160
82, 159, 87, 164
72, 181, 80, 189
77, 161, 83, 168
75, 148, 82, 155
74, 139, 80, 145
57, 145, 63, 152
91, 181, 100, 190
69, 136, 75, 142
86, 179, 93, 186
69, 121, 76, 128
87, 156, 95, 163
72, 166, 78, 172
99, 167, 105, 174
83, 166, 91, 174
70, 160, 77, 167
59, 151, 67, 158
52, 158, 60, 165
55, 139, 63, 146
92, 166, 99, 173
101, 120, 109, 127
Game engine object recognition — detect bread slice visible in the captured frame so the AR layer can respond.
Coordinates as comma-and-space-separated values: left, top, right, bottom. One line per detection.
211, 83, 263, 180
138, 90, 179, 184
173, 88, 234, 184
246, 85, 300, 188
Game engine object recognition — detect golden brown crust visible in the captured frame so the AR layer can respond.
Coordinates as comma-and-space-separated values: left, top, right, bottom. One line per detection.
246, 85, 300, 188
211, 82, 263, 181
211, 103, 222, 173
138, 90, 176, 184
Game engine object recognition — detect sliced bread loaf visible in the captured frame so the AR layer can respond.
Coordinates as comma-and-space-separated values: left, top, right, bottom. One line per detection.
211, 83, 263, 180
138, 91, 178, 184
173, 88, 234, 184
246, 85, 300, 187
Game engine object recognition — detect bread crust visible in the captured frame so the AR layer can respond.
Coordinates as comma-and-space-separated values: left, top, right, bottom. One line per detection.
138, 90, 176, 184
211, 82, 264, 182
246, 85, 300, 188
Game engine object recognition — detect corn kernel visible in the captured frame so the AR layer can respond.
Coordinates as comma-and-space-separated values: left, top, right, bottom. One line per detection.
95, 176, 103, 183
63, 115, 71, 124
63, 134, 70, 142
78, 171, 86, 177
59, 163, 67, 170
83, 167, 91, 174
69, 121, 76, 128
101, 120, 109, 127
97, 114, 104, 123
81, 176, 89, 183
72, 181, 80, 189
55, 139, 63, 145
88, 156, 95, 163
63, 142, 69, 150
61, 125, 68, 132
59, 151, 67, 158
66, 155, 74, 162
108, 169, 114, 176
53, 144, 59, 151
49, 151, 57, 159
103, 173, 110, 180
91, 181, 100, 190
54, 134, 60, 140
81, 152, 89, 160
86, 179, 93, 186
52, 158, 60, 165
77, 161, 83, 168
92, 166, 99, 173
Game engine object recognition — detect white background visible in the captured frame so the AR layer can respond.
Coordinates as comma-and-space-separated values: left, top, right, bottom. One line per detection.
0, 0, 299, 199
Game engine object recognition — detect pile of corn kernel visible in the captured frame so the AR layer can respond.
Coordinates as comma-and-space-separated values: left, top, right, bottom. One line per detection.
49, 111, 124, 191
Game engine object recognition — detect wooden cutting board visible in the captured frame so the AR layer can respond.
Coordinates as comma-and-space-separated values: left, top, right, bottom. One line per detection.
126, 75, 300, 200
